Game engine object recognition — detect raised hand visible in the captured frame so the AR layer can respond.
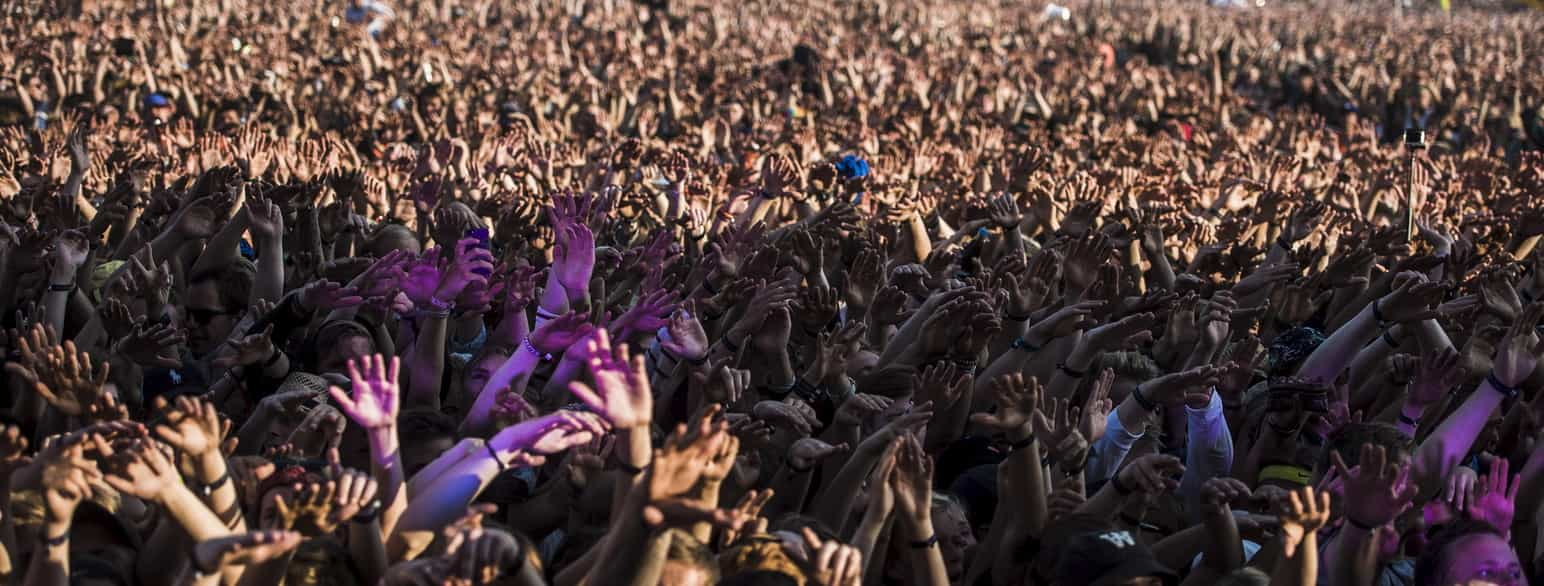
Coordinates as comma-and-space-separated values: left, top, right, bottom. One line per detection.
298, 280, 365, 312
554, 223, 596, 295
117, 319, 187, 368
660, 307, 709, 362
568, 330, 651, 428
1134, 365, 1220, 407
643, 420, 749, 531
890, 433, 933, 523
1373, 273, 1446, 324
801, 527, 865, 586
103, 439, 181, 501
970, 373, 1040, 441
37, 434, 101, 525
1199, 477, 1253, 514
1114, 454, 1185, 495
529, 311, 596, 355
1492, 303, 1544, 388
212, 324, 277, 369
192, 530, 305, 571
1467, 457, 1520, 534
788, 438, 848, 471
328, 354, 401, 430
327, 466, 381, 526
1406, 348, 1465, 409
1331, 444, 1418, 529
1278, 486, 1332, 557
491, 411, 608, 464
153, 396, 224, 458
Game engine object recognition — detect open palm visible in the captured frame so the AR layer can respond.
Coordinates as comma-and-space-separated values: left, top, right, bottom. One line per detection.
329, 354, 401, 430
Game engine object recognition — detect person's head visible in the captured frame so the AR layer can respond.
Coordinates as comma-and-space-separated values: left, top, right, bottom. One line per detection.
1414, 519, 1524, 586
366, 224, 422, 257
1315, 422, 1412, 483
1266, 327, 1325, 377
311, 320, 377, 376
659, 529, 718, 586
461, 344, 514, 402
286, 537, 364, 586
932, 493, 977, 582
143, 92, 175, 123
1052, 525, 1177, 586
185, 263, 256, 356
397, 408, 458, 476
1093, 351, 1162, 403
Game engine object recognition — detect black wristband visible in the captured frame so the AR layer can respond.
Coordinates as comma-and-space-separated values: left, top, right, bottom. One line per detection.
1005, 310, 1033, 322
199, 471, 231, 497
1056, 362, 1086, 379
1131, 385, 1157, 412
43, 531, 69, 548
1486, 371, 1520, 399
1010, 337, 1042, 353
352, 500, 383, 524
1397, 412, 1419, 426
486, 443, 507, 472
1381, 330, 1400, 348
909, 534, 939, 549
49, 282, 75, 292
614, 454, 647, 476
1008, 435, 1036, 452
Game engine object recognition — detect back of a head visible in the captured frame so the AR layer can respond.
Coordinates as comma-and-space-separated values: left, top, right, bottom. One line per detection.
661, 529, 719, 585
189, 261, 257, 312
1318, 421, 1412, 476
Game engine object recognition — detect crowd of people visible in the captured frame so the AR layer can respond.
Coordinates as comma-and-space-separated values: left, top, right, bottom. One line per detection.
0, 0, 1543, 584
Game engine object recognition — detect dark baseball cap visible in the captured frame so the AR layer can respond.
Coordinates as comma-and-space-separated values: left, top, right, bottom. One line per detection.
1053, 526, 1176, 586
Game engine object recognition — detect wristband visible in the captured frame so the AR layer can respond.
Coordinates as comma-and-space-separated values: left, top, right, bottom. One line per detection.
1397, 412, 1420, 427
908, 534, 939, 549
48, 282, 75, 292
486, 443, 507, 472
1008, 435, 1036, 452
352, 500, 383, 524
43, 531, 69, 548
1005, 310, 1033, 322
1056, 362, 1086, 379
262, 348, 285, 368
1010, 336, 1041, 352
1381, 330, 1400, 348
1485, 371, 1519, 399
613, 453, 647, 475
416, 306, 452, 320
1372, 299, 1389, 325
199, 471, 231, 497
1131, 385, 1157, 412
522, 337, 553, 362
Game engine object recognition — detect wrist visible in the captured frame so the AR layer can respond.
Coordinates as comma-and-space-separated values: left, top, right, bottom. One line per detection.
195, 450, 228, 483
367, 426, 399, 454
904, 516, 935, 540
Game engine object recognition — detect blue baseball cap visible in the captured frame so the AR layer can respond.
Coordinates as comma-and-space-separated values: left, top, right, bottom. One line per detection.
144, 93, 171, 108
